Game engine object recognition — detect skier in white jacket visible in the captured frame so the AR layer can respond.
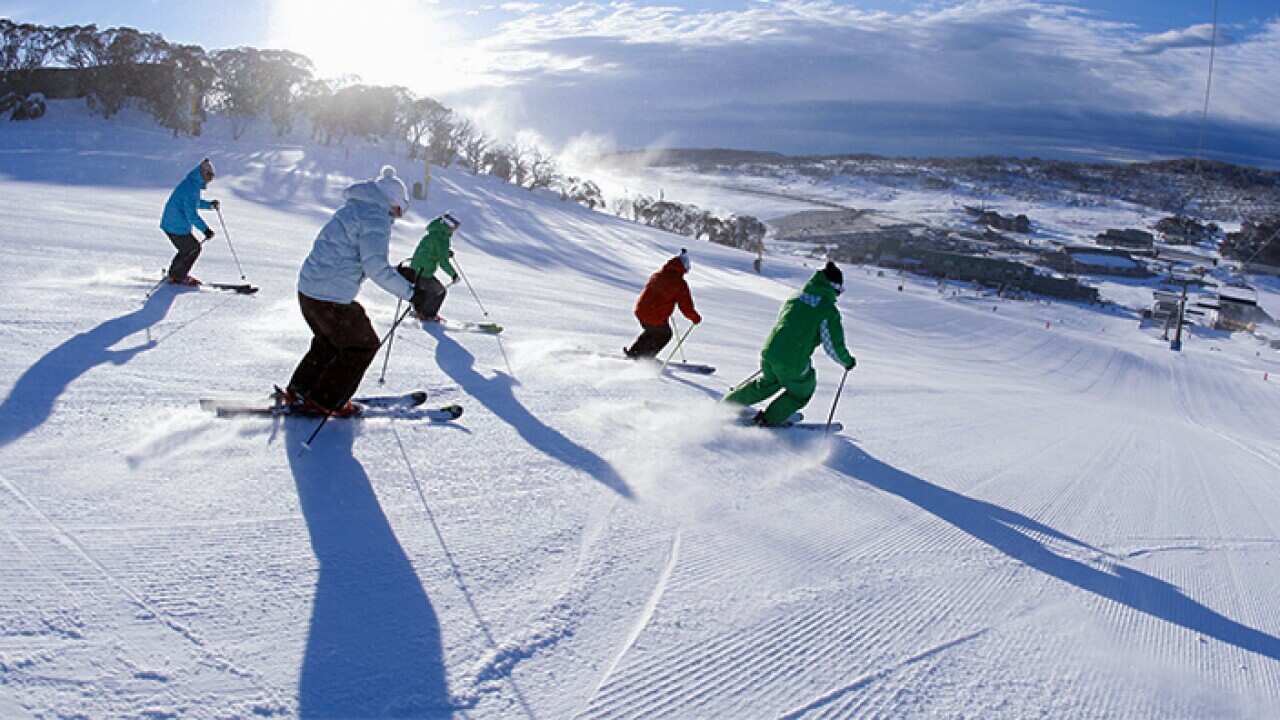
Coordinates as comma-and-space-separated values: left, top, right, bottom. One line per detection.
285, 166, 424, 416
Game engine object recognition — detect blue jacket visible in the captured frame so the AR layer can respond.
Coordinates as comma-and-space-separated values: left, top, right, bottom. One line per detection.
160, 165, 213, 235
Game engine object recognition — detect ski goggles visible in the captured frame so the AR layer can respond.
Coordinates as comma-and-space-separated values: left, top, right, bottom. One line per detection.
441, 212, 461, 230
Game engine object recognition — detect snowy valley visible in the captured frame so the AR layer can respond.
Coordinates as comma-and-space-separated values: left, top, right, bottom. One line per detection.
2, 104, 1280, 719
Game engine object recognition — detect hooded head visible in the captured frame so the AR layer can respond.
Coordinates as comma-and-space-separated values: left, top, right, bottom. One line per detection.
822, 261, 844, 295
662, 248, 691, 275
375, 165, 409, 217
196, 157, 215, 185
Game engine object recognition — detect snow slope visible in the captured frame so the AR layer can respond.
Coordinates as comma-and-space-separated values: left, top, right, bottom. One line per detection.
3, 104, 1280, 719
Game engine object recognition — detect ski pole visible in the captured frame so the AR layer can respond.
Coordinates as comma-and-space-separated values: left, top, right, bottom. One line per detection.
377, 298, 403, 385
215, 206, 247, 280
451, 255, 489, 318
825, 367, 849, 436
143, 273, 168, 301
729, 368, 762, 394
670, 317, 688, 362
302, 303, 416, 452
379, 268, 421, 384
661, 323, 695, 373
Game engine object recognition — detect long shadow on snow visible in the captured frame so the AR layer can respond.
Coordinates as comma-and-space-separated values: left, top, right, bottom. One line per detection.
661, 366, 723, 402
827, 438, 1280, 660
0, 289, 178, 449
285, 419, 452, 718
428, 326, 633, 499
0, 145, 263, 189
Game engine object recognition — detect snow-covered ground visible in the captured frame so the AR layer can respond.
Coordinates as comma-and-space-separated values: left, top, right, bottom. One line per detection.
3, 105, 1280, 719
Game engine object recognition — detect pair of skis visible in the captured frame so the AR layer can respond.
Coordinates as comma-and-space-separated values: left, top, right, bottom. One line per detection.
557, 348, 716, 375
144, 271, 258, 298
420, 317, 503, 335
201, 390, 462, 422
733, 410, 842, 433
203, 282, 258, 295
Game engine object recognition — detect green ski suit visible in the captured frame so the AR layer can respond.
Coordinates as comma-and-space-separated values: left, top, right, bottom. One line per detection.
725, 271, 855, 426
409, 218, 458, 281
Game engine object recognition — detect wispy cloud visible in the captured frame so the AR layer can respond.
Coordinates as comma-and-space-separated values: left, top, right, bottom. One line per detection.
428, 1, 1280, 160
1130, 23, 1235, 55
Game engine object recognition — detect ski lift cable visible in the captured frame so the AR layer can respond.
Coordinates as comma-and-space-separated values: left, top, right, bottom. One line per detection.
1176, 0, 1219, 218
1238, 224, 1280, 269
1200, 2, 1280, 272
1190, 0, 1220, 185
1181, 0, 1278, 271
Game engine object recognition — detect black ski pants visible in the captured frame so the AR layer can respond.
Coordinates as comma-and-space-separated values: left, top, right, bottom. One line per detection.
288, 293, 380, 410
397, 265, 447, 318
165, 231, 201, 281
625, 322, 673, 359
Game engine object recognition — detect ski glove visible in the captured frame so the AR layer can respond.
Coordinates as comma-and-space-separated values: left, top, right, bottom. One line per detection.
846, 357, 857, 370
210, 199, 221, 210
448, 250, 455, 258
203, 228, 215, 240
450, 274, 460, 286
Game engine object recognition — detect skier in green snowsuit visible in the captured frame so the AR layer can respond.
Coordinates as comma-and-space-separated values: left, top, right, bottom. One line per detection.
725, 261, 856, 427
398, 212, 461, 321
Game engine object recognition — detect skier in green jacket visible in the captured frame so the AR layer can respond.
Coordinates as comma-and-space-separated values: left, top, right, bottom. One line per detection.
399, 212, 461, 322
725, 261, 856, 427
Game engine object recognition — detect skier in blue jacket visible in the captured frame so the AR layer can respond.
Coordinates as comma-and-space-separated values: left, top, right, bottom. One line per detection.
160, 158, 220, 285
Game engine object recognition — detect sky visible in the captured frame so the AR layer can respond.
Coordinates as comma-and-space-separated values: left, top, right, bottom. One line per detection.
5, 1, 1280, 165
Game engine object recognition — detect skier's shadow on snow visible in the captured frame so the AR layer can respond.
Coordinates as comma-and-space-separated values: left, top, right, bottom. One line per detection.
0, 289, 179, 449
428, 327, 634, 499
285, 420, 452, 718
829, 438, 1280, 661
660, 367, 723, 401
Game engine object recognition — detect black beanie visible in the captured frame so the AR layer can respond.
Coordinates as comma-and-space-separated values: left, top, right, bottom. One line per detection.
822, 261, 843, 288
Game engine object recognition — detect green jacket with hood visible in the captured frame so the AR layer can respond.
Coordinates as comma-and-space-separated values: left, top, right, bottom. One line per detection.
409, 218, 458, 281
762, 271, 855, 372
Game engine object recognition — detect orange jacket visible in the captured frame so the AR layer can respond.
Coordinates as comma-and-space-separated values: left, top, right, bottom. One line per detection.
635, 257, 701, 326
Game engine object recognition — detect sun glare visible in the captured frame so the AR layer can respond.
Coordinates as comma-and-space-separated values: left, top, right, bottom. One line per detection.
267, 0, 475, 97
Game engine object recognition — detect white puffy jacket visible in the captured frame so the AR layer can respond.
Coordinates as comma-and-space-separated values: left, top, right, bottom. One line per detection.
297, 180, 414, 304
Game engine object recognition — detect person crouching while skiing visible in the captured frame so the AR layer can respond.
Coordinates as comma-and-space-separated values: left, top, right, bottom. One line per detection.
284, 166, 425, 417
160, 157, 219, 286
399, 212, 461, 322
724, 261, 856, 427
624, 248, 702, 358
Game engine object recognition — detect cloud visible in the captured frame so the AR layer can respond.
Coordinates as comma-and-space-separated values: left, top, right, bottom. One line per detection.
432, 1, 1280, 162
1130, 23, 1235, 55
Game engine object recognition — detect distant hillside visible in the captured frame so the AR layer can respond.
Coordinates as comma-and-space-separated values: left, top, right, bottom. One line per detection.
604, 148, 791, 167
601, 148, 1280, 223
607, 147, 1279, 179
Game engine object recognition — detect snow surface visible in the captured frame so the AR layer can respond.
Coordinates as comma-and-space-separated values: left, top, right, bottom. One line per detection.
3, 103, 1280, 718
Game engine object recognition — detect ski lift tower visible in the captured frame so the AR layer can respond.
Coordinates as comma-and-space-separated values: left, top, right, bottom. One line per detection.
1170, 280, 1188, 351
